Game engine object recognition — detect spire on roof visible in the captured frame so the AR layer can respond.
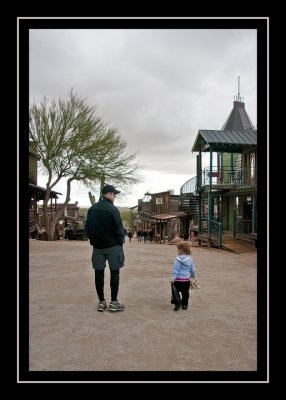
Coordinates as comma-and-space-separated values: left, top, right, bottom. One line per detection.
222, 76, 255, 131
234, 75, 242, 102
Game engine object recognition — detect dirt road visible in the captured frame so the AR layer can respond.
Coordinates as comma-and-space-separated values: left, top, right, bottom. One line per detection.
28, 239, 257, 374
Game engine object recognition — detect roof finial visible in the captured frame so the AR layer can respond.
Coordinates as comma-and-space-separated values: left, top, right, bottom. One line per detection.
235, 75, 243, 102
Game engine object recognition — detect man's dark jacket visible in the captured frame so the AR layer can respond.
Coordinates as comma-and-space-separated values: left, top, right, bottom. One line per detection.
85, 197, 124, 249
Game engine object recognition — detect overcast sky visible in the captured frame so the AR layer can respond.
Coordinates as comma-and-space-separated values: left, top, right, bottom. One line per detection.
29, 27, 257, 208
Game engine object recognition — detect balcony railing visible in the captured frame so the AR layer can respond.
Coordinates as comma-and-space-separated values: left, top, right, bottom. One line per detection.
201, 166, 256, 187
180, 176, 197, 195
200, 217, 222, 248
235, 218, 252, 234
180, 166, 256, 197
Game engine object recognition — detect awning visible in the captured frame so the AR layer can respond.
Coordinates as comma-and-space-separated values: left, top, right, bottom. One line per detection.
29, 183, 62, 199
149, 211, 186, 221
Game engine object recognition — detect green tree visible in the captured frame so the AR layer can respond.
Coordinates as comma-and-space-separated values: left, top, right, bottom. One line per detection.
119, 209, 132, 228
29, 90, 142, 240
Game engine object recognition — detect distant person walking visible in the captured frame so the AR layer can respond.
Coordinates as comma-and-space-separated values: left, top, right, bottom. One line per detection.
170, 241, 196, 311
137, 230, 142, 242
143, 230, 148, 243
85, 184, 125, 312
127, 230, 132, 242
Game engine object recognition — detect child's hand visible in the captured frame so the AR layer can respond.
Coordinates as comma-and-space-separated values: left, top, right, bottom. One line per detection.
170, 279, 174, 284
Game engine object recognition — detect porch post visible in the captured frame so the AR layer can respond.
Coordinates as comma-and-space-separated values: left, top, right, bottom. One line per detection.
252, 193, 257, 233
233, 195, 237, 237
198, 145, 202, 233
208, 144, 213, 239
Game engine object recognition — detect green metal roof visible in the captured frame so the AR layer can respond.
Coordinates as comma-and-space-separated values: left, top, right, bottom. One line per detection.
192, 129, 257, 152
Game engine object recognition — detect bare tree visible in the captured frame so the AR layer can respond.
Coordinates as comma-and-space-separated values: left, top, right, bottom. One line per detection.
29, 90, 142, 240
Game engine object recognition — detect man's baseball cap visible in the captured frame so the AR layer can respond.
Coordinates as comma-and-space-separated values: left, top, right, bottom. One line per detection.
101, 184, 120, 195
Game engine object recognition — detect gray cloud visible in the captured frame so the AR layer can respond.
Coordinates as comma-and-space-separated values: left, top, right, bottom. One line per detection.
29, 26, 257, 206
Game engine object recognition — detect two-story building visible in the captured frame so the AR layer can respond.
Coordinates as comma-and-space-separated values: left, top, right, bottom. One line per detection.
180, 86, 257, 248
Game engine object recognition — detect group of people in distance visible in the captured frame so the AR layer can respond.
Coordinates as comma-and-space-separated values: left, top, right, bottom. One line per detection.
126, 229, 153, 243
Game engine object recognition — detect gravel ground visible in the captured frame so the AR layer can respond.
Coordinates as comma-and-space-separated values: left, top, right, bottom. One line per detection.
28, 238, 257, 376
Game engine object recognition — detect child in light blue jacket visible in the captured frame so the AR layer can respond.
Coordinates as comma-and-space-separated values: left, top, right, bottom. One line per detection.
170, 241, 196, 311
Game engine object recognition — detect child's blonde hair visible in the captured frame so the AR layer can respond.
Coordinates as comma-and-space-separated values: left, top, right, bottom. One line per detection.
177, 241, 191, 255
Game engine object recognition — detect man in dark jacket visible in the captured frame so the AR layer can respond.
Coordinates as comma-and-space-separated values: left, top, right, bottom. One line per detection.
86, 184, 125, 312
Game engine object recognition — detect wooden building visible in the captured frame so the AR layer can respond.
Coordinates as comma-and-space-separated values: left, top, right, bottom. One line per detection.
29, 142, 61, 237
137, 190, 186, 242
